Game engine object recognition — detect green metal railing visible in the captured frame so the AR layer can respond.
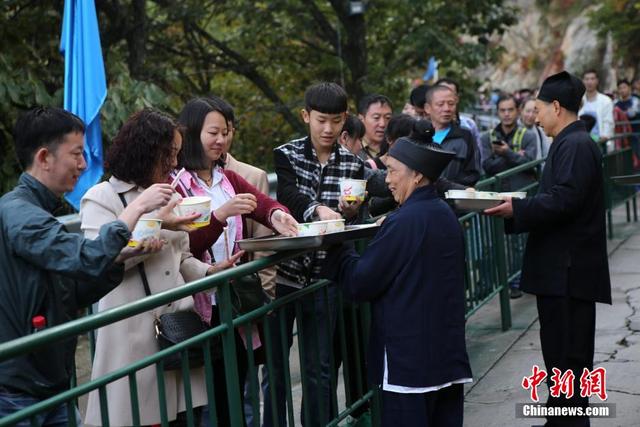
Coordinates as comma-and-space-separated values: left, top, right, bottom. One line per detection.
1, 150, 635, 427
602, 146, 637, 237
459, 159, 544, 331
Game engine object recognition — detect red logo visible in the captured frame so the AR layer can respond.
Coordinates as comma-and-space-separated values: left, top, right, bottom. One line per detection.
522, 365, 547, 402
522, 366, 608, 402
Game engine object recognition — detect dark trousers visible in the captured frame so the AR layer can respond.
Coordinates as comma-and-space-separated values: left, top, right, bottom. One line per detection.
381, 383, 464, 427
536, 295, 596, 427
201, 306, 249, 427
263, 283, 338, 427
331, 302, 369, 418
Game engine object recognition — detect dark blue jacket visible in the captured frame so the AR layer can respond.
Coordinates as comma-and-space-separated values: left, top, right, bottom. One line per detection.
323, 185, 472, 387
507, 120, 611, 303
0, 173, 129, 397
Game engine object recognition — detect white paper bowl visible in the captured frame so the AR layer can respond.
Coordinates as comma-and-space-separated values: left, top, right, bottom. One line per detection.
129, 219, 163, 247
315, 219, 346, 233
339, 179, 367, 202
177, 196, 212, 228
296, 222, 328, 237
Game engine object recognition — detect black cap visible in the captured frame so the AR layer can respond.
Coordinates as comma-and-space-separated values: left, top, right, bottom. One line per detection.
537, 71, 585, 113
388, 138, 455, 181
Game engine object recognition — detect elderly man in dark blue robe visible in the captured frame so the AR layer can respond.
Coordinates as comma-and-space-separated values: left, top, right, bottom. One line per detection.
323, 123, 472, 427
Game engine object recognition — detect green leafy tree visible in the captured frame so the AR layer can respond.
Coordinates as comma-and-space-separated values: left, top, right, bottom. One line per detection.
1, 0, 516, 194
589, 0, 640, 76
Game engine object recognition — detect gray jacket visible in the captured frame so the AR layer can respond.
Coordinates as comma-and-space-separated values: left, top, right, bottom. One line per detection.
481, 125, 538, 191
0, 173, 129, 397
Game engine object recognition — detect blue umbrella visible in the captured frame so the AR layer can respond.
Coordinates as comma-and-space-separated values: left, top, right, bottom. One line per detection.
60, 0, 107, 210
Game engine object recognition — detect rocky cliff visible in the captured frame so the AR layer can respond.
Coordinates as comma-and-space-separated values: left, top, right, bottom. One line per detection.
478, 0, 619, 93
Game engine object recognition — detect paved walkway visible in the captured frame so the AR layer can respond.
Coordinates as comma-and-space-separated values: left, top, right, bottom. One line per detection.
463, 200, 640, 426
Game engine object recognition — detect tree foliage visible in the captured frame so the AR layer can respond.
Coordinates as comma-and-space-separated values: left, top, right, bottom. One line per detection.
589, 0, 640, 75
1, 0, 516, 195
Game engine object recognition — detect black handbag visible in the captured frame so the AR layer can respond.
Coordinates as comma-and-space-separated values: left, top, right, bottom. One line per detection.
230, 272, 270, 316
207, 247, 268, 316
136, 263, 222, 371
117, 192, 221, 370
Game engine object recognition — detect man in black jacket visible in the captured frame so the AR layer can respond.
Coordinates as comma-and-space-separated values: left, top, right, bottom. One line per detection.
486, 71, 611, 426
0, 107, 171, 424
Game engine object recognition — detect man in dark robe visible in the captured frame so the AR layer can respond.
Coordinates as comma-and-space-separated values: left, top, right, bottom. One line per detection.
486, 71, 612, 426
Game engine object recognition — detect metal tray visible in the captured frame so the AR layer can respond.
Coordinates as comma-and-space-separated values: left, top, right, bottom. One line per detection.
447, 198, 504, 212
237, 224, 380, 252
611, 174, 640, 185
445, 190, 526, 212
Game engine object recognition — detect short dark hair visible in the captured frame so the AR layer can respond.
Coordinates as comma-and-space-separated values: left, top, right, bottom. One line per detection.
424, 85, 455, 105
358, 94, 393, 115
583, 69, 598, 79
580, 114, 596, 132
409, 85, 429, 108
178, 97, 232, 171
618, 79, 631, 87
497, 94, 518, 109
341, 114, 366, 139
304, 82, 348, 114
435, 78, 459, 93
13, 107, 85, 170
106, 109, 178, 188
385, 114, 416, 143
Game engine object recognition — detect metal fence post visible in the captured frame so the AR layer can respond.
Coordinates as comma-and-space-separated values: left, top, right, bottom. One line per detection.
217, 279, 243, 426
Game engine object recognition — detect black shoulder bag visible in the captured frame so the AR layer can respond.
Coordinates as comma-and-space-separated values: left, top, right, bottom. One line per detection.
117, 192, 221, 370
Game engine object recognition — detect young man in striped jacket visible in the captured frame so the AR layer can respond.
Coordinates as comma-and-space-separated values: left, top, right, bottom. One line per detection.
265, 82, 365, 427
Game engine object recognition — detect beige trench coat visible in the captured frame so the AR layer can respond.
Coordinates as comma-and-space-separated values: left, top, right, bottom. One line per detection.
80, 178, 210, 426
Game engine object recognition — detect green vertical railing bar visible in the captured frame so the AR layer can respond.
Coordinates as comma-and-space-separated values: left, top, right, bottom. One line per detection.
216, 279, 243, 426
350, 305, 364, 398
202, 339, 218, 427
336, 292, 352, 407
66, 401, 77, 427
492, 214, 511, 331
263, 312, 280, 427
295, 301, 311, 425
98, 385, 110, 427
155, 361, 169, 427
309, 293, 325, 424
244, 324, 260, 427
128, 372, 141, 426
278, 309, 295, 427
180, 351, 195, 427
324, 285, 339, 421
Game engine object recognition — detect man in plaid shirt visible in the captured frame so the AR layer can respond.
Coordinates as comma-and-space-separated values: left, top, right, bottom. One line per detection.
264, 82, 365, 427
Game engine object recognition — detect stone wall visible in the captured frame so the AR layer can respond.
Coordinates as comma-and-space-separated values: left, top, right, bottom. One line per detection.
478, 0, 618, 93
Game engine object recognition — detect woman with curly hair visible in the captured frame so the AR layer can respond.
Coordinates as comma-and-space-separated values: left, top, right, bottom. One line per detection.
81, 109, 240, 426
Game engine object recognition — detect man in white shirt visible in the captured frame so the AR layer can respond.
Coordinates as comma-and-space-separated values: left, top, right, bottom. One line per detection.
578, 69, 614, 143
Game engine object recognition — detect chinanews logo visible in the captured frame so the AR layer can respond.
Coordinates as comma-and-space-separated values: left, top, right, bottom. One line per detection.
516, 365, 616, 419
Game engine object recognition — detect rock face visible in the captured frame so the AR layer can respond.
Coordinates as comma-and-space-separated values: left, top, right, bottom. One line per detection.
478, 0, 617, 93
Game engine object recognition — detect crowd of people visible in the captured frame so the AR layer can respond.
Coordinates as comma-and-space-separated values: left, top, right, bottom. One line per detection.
0, 68, 631, 426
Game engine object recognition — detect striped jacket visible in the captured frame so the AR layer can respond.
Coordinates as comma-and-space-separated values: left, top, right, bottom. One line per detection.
274, 136, 364, 286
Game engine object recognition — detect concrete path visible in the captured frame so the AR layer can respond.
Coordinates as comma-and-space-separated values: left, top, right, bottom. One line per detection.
463, 201, 640, 426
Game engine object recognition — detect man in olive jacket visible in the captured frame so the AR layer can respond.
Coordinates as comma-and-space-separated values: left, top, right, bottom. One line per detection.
0, 107, 171, 424
486, 71, 611, 427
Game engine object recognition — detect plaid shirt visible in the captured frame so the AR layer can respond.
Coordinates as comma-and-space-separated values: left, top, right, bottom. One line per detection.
274, 136, 364, 286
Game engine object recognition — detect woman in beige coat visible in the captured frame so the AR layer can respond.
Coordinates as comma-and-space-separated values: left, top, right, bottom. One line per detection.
81, 109, 241, 426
